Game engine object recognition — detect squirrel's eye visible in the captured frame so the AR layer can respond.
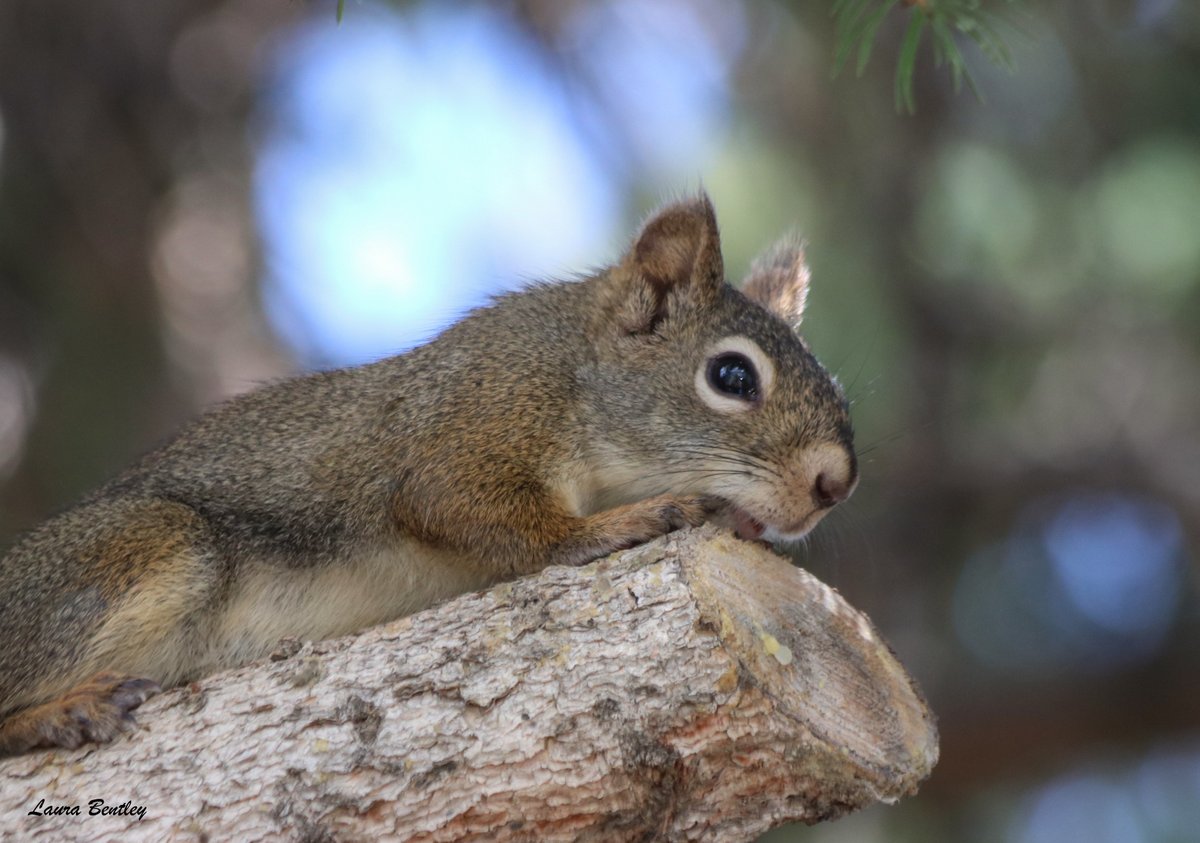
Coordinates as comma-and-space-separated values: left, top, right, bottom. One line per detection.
707, 353, 759, 401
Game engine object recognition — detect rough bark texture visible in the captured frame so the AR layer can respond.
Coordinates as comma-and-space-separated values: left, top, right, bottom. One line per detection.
0, 526, 938, 841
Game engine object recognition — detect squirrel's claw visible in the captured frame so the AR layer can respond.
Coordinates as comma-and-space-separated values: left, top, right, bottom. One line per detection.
0, 672, 161, 756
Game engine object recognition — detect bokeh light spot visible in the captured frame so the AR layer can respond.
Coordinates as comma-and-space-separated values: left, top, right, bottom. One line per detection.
916, 143, 1038, 283
255, 5, 620, 365
1012, 774, 1146, 843
954, 491, 1187, 676
1091, 138, 1200, 295
1044, 493, 1183, 641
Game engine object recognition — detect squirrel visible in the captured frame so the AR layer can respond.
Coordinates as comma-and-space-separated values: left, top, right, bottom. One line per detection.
0, 193, 856, 757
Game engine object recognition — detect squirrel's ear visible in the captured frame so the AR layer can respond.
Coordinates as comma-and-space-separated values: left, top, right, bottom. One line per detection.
741, 237, 810, 329
613, 194, 724, 333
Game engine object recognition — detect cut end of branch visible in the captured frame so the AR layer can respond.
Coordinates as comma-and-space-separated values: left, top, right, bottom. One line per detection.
676, 527, 939, 808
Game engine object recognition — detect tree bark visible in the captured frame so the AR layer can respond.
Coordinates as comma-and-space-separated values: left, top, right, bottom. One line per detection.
0, 526, 938, 841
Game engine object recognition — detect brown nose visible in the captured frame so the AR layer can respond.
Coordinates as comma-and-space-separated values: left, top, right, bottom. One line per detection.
814, 471, 853, 508
804, 442, 858, 510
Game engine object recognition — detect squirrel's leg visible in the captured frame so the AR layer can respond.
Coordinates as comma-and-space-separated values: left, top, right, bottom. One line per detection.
403, 478, 713, 575
0, 498, 217, 756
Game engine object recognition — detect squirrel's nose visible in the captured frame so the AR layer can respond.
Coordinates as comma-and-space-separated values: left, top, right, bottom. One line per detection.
805, 442, 857, 510
814, 471, 853, 508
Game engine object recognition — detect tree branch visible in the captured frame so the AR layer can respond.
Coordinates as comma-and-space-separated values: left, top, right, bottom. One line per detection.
1, 526, 938, 841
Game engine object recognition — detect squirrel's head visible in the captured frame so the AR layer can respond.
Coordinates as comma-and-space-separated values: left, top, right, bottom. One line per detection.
582, 193, 857, 543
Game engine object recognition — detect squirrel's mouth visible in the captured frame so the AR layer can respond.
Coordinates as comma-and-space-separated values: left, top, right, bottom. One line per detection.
705, 497, 766, 540
730, 508, 765, 541
707, 498, 825, 543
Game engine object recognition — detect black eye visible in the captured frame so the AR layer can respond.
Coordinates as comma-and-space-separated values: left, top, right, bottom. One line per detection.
707, 353, 759, 401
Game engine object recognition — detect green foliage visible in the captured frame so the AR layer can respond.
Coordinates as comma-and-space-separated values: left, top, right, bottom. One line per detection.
833, 0, 1019, 113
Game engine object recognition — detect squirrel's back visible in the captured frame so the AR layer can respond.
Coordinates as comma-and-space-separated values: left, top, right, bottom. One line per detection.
78, 275, 599, 566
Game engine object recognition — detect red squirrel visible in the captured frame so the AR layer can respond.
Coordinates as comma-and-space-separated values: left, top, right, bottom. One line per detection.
0, 193, 855, 755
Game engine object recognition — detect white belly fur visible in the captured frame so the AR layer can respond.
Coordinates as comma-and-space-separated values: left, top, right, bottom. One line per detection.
211, 539, 492, 669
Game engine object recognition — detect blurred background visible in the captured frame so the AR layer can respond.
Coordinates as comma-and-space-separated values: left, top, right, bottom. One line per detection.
1, 0, 1198, 839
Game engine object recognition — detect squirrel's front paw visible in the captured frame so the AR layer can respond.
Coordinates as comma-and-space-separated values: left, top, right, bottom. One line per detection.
634, 493, 711, 536
0, 672, 161, 756
559, 493, 713, 567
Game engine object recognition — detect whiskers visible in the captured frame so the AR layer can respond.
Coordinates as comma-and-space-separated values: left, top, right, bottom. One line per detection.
667, 445, 785, 483
576, 442, 781, 517
829, 310, 885, 407
585, 444, 778, 496
854, 416, 937, 460
786, 500, 879, 588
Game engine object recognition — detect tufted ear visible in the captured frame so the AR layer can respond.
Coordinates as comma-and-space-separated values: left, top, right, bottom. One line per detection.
741, 237, 810, 330
612, 193, 724, 333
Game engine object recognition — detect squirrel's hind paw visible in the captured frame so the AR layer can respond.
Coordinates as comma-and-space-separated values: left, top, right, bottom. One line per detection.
0, 672, 161, 756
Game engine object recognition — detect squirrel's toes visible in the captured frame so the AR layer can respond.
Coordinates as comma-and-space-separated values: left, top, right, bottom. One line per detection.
0, 672, 161, 756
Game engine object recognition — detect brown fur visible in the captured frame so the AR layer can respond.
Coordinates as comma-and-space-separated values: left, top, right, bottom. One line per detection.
742, 236, 810, 330
0, 193, 855, 756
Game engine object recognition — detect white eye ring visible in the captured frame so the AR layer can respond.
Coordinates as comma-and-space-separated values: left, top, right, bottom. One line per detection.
694, 335, 776, 414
